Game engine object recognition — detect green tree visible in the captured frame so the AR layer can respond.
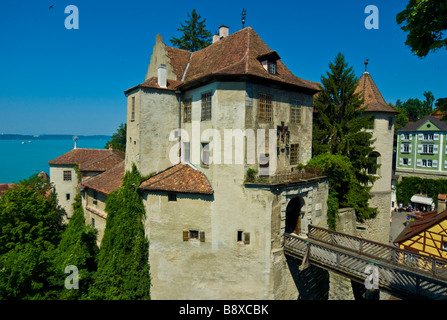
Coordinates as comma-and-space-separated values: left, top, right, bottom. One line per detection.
396, 0, 447, 58
396, 176, 447, 206
312, 53, 378, 225
306, 154, 376, 229
0, 174, 64, 299
313, 52, 378, 185
105, 123, 126, 152
48, 193, 98, 300
89, 165, 150, 300
170, 9, 212, 52
395, 91, 435, 122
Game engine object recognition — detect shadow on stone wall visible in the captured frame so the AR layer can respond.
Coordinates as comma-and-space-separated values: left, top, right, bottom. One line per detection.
286, 255, 329, 300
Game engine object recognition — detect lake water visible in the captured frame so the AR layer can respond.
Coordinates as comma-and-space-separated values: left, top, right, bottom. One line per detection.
0, 138, 110, 183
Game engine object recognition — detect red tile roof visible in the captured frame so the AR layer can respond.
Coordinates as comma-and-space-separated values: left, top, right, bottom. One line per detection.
48, 148, 125, 172
355, 72, 398, 114
79, 161, 125, 195
139, 163, 213, 195
0, 183, 14, 196
126, 27, 320, 94
394, 209, 447, 244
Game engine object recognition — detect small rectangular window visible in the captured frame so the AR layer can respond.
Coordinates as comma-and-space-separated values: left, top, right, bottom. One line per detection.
201, 92, 212, 121
182, 142, 190, 162
237, 231, 250, 244
66, 193, 71, 201
237, 231, 243, 242
131, 96, 135, 121
168, 192, 177, 201
91, 217, 95, 228
183, 99, 192, 123
268, 62, 276, 75
201, 142, 210, 166
63, 170, 72, 181
190, 230, 199, 240
183, 230, 205, 242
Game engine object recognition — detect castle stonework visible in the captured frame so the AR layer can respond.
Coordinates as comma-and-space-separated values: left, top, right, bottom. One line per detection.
124, 27, 329, 299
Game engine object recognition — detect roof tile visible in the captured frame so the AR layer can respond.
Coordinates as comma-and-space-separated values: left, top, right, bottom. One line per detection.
139, 163, 213, 195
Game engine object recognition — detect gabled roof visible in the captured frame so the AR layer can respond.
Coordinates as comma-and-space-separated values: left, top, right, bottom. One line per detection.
394, 209, 447, 244
126, 27, 320, 94
48, 148, 125, 172
398, 115, 447, 132
354, 72, 397, 114
79, 161, 125, 195
139, 163, 213, 195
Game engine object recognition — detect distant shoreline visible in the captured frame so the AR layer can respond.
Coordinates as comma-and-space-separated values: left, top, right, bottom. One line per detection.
0, 134, 111, 140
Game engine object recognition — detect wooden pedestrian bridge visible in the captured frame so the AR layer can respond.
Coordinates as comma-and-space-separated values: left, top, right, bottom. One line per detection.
284, 225, 447, 300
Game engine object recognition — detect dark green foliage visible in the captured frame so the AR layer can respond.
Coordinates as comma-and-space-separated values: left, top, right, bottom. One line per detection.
105, 123, 126, 152
395, 91, 435, 123
48, 193, 99, 300
0, 174, 64, 299
89, 164, 150, 300
170, 9, 212, 52
312, 53, 378, 225
396, 176, 447, 207
396, 0, 447, 58
306, 154, 376, 229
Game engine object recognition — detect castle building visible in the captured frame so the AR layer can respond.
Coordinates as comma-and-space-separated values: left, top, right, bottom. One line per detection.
354, 62, 397, 243
48, 148, 124, 219
125, 26, 329, 299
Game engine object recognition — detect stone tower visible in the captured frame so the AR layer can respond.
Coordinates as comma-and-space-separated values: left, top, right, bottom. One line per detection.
354, 60, 398, 243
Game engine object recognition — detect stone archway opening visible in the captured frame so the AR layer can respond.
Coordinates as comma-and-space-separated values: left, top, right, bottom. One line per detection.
285, 196, 304, 235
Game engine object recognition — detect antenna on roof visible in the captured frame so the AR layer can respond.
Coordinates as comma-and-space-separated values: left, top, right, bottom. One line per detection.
241, 8, 247, 29
364, 58, 369, 72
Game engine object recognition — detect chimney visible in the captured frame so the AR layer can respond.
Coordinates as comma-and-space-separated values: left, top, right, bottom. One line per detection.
158, 64, 167, 88
438, 194, 447, 213
219, 25, 229, 39
213, 34, 220, 43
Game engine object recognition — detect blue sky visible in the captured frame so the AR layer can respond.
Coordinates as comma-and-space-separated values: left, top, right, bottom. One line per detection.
0, 0, 445, 135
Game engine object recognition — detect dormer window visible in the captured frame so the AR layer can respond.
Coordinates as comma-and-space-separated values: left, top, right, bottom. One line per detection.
257, 51, 281, 75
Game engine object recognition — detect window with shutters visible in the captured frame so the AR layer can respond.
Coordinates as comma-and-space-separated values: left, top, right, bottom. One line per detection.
402, 143, 410, 153
183, 99, 192, 123
201, 92, 212, 121
237, 231, 250, 245
183, 230, 205, 242
258, 94, 272, 122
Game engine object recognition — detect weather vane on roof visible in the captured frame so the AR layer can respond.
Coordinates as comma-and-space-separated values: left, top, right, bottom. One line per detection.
364, 58, 369, 72
241, 8, 247, 29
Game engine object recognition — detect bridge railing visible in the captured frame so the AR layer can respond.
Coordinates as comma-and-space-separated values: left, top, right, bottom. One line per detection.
307, 225, 447, 280
284, 233, 447, 299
